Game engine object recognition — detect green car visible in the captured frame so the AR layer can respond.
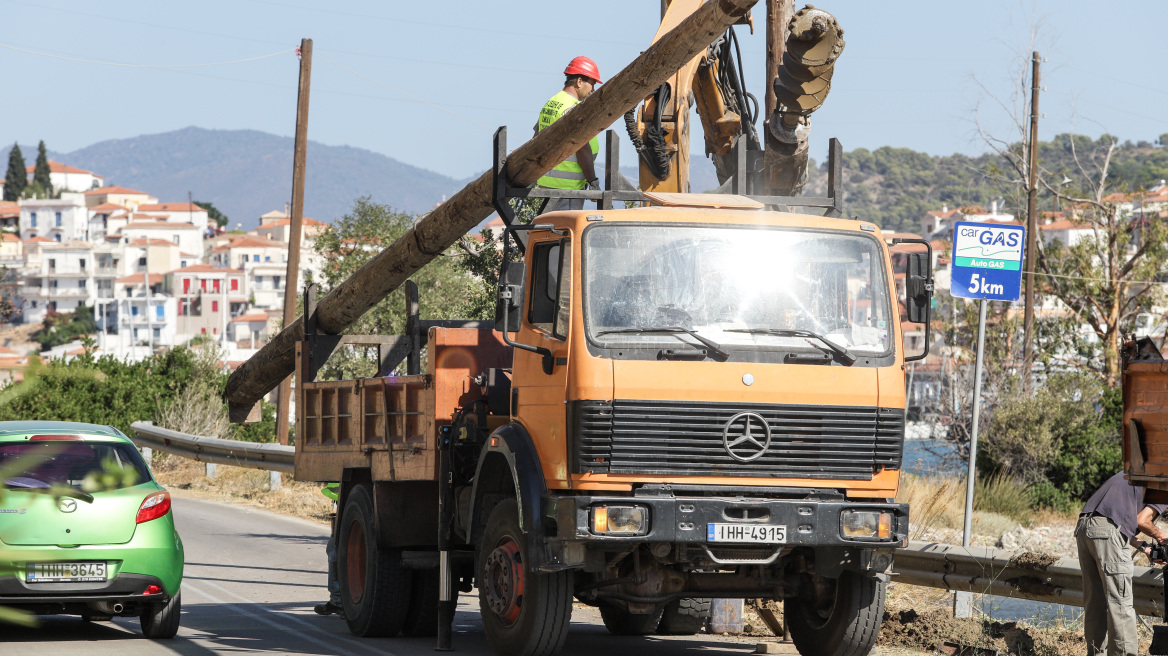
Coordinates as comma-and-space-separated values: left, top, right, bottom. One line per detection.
0, 421, 184, 638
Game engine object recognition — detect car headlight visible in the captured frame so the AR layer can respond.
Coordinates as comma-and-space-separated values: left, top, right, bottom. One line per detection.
591, 505, 648, 535
840, 509, 894, 541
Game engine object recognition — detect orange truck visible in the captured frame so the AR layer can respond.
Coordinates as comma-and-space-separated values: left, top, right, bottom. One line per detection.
1123, 338, 1168, 492
292, 138, 934, 656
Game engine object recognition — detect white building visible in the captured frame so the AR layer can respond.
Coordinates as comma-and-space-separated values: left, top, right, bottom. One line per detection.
20, 239, 96, 323
20, 194, 90, 242
121, 220, 203, 256
137, 202, 210, 232
83, 186, 157, 211
25, 161, 104, 193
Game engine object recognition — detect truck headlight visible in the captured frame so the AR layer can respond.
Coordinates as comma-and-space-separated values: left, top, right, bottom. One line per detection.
840, 509, 894, 541
591, 505, 648, 535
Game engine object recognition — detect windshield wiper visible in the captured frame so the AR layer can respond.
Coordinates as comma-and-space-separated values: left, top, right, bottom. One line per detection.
597, 327, 730, 361
2, 480, 95, 503
725, 328, 855, 365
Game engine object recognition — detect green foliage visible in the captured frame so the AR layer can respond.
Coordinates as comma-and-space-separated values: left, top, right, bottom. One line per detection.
454, 197, 536, 319
3, 143, 26, 202
807, 133, 1168, 233
973, 472, 1032, 523
231, 400, 277, 443
32, 141, 52, 196
32, 304, 98, 350
0, 347, 197, 436
980, 373, 1121, 511
312, 197, 476, 379
194, 200, 229, 228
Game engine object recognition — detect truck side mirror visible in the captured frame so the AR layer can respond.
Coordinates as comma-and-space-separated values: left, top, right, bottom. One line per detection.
905, 251, 932, 324
494, 262, 526, 334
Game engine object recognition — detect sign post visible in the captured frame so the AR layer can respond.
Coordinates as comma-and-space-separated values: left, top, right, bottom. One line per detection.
949, 221, 1025, 618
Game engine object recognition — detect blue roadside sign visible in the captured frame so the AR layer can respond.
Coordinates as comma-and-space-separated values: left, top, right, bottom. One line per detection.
950, 221, 1025, 302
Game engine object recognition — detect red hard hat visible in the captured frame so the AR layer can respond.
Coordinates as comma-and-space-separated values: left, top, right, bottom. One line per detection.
564, 56, 602, 84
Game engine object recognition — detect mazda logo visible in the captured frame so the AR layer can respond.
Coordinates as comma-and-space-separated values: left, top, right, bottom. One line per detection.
722, 412, 772, 462
58, 498, 77, 513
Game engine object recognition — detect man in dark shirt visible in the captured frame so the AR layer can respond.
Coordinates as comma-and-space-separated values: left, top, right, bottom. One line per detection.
1076, 471, 1168, 656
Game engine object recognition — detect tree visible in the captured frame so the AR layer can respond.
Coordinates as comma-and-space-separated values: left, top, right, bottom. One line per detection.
194, 200, 229, 228
454, 198, 539, 319
311, 197, 476, 379
3, 144, 26, 201
32, 141, 52, 197
32, 304, 99, 350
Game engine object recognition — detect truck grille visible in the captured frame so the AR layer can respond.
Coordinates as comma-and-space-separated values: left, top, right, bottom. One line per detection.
570, 400, 904, 480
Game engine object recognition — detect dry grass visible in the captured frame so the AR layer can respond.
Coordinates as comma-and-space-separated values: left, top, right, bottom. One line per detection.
895, 473, 1071, 544
149, 453, 332, 524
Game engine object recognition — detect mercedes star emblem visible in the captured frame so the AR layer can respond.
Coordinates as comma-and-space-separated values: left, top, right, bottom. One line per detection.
722, 412, 772, 462
58, 498, 77, 513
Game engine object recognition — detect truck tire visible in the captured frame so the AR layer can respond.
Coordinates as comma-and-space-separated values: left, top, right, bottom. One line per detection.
401, 568, 439, 637
140, 589, 181, 639
786, 571, 884, 656
599, 603, 663, 635
477, 499, 572, 656
657, 597, 711, 635
337, 484, 412, 637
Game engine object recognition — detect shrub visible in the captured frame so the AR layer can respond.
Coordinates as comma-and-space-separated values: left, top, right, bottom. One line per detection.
973, 472, 1031, 523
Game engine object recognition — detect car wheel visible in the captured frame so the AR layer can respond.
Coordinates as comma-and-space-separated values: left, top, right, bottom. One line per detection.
337, 483, 412, 637
140, 590, 181, 639
477, 499, 573, 656
786, 571, 884, 656
657, 597, 711, 635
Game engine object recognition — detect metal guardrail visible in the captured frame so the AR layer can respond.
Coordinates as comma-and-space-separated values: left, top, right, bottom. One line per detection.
130, 421, 295, 475
895, 540, 1166, 617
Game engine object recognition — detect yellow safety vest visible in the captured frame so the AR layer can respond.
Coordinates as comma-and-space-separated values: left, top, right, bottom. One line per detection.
536, 90, 599, 190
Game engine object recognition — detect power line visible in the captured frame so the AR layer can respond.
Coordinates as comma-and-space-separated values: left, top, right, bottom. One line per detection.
0, 42, 294, 69
238, 0, 643, 47
316, 56, 490, 128
1063, 64, 1168, 98
1034, 270, 1168, 287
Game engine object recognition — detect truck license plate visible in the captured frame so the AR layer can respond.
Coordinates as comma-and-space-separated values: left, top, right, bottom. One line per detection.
707, 523, 787, 543
26, 562, 107, 583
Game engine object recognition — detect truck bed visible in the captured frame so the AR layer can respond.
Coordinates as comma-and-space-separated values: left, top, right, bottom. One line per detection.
1124, 357, 1168, 490
294, 327, 511, 482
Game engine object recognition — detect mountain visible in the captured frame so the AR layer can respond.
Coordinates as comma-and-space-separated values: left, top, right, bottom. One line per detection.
4, 128, 462, 229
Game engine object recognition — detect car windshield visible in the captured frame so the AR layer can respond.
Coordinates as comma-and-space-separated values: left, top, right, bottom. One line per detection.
0, 440, 150, 491
583, 224, 893, 357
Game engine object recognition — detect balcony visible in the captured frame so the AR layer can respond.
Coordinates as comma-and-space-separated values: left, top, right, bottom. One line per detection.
45, 270, 91, 278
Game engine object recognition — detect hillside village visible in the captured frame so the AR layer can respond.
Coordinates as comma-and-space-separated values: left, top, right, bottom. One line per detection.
0, 159, 328, 372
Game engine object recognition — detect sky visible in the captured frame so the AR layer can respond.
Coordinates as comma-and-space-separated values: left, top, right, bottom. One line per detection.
1, 0, 1164, 182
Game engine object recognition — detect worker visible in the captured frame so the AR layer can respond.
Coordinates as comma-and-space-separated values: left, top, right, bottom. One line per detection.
314, 483, 343, 618
533, 56, 602, 213
1076, 471, 1168, 655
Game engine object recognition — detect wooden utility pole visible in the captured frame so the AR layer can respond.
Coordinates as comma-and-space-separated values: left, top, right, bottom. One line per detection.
275, 38, 312, 445
1022, 51, 1040, 391
764, 0, 794, 118
225, 0, 760, 421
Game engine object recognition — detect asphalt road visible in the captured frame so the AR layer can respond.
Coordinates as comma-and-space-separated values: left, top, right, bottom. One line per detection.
0, 497, 778, 655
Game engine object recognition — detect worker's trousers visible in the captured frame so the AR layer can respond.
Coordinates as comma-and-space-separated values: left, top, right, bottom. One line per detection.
1075, 514, 1138, 656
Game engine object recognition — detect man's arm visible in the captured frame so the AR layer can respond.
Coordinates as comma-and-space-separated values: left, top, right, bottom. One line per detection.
1137, 506, 1168, 545
577, 144, 597, 186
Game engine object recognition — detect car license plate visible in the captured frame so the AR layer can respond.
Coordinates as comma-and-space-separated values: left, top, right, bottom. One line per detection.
707, 523, 787, 543
26, 562, 107, 583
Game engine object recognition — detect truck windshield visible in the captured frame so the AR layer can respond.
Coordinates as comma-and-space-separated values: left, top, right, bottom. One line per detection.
583, 224, 893, 357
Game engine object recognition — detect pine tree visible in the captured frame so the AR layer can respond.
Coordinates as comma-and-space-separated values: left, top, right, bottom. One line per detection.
33, 141, 52, 197
3, 143, 27, 201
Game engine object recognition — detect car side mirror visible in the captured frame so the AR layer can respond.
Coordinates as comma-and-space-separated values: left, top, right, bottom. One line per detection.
494, 262, 525, 334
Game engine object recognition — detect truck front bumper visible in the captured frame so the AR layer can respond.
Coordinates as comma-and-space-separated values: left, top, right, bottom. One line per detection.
545, 494, 907, 551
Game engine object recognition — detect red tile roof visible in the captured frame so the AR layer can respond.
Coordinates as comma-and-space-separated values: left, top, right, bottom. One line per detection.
123, 222, 199, 230
261, 217, 326, 227
127, 237, 178, 247
210, 236, 283, 253
24, 236, 56, 243
230, 313, 272, 323
84, 185, 150, 196
137, 203, 206, 213
2, 233, 19, 242
0, 200, 19, 217
25, 161, 96, 176
115, 273, 163, 284
1040, 219, 1094, 231
89, 202, 128, 212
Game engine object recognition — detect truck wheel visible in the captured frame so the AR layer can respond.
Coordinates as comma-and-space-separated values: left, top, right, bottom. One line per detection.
477, 499, 572, 656
599, 603, 663, 635
401, 568, 439, 637
657, 597, 710, 635
337, 484, 412, 637
786, 571, 884, 656
140, 590, 181, 639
